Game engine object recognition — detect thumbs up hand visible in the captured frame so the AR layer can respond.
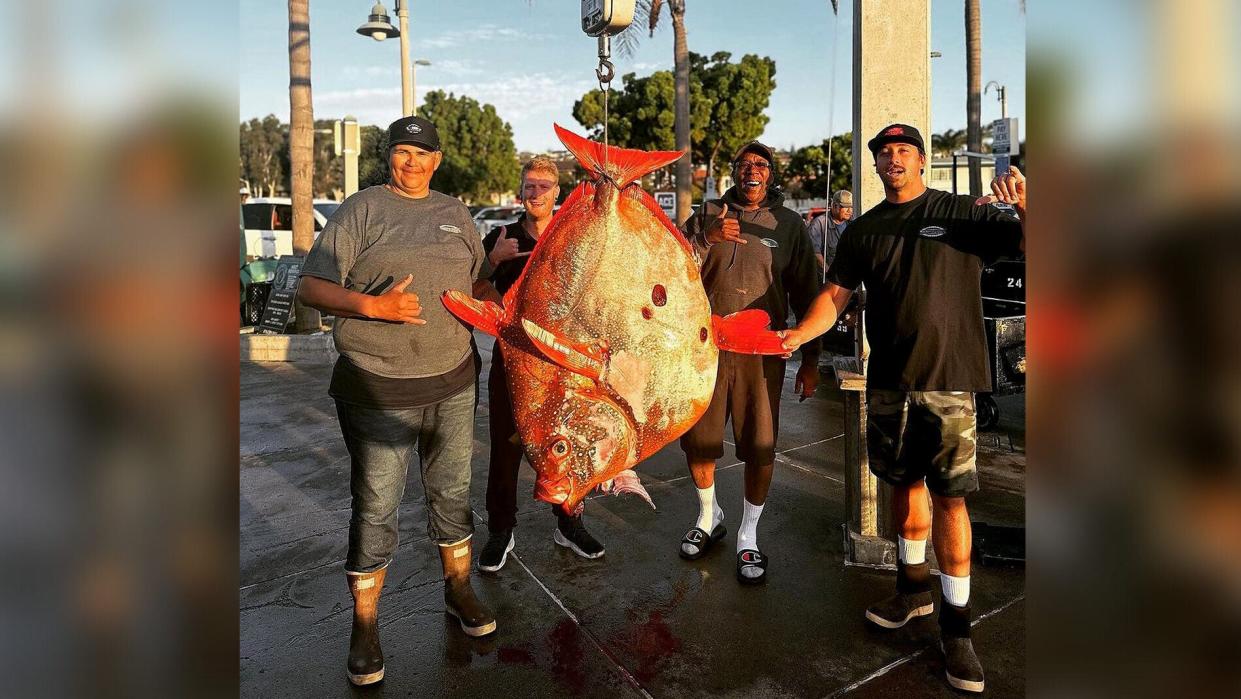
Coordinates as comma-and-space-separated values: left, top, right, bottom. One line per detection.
488, 225, 530, 266
369, 274, 426, 324
704, 202, 746, 245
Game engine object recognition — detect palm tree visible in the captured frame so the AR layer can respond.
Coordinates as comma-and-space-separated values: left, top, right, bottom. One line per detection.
618, 0, 692, 225
965, 0, 982, 196
932, 128, 967, 158
288, 0, 319, 331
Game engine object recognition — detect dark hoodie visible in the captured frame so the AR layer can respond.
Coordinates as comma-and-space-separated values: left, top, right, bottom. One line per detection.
683, 188, 821, 359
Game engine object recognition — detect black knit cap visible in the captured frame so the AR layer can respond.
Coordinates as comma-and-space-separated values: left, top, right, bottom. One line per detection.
866, 123, 925, 154
387, 115, 440, 151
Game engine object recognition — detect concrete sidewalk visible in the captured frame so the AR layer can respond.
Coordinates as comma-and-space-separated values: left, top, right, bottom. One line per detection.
240, 336, 1025, 697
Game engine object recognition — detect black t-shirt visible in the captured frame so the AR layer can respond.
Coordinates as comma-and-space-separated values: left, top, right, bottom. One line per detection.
481, 214, 537, 295
826, 188, 1023, 391
330, 353, 475, 410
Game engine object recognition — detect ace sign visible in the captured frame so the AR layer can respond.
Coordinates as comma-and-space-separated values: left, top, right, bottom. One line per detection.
655, 191, 676, 218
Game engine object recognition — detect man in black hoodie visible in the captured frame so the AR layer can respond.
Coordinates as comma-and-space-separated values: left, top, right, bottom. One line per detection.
676, 141, 821, 584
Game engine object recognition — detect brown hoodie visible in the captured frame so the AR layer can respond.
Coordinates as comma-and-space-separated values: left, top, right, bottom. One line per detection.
683, 188, 821, 359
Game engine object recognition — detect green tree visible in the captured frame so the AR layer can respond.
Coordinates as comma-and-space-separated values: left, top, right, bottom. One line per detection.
312, 118, 344, 199
357, 124, 389, 190
932, 128, 967, 158
785, 133, 852, 200
418, 90, 520, 204
693, 52, 777, 193
239, 115, 287, 197
573, 52, 775, 196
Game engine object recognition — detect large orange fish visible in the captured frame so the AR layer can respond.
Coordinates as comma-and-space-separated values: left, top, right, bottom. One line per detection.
443, 125, 784, 512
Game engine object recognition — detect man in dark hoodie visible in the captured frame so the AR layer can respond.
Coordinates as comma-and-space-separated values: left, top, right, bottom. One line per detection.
676, 141, 821, 584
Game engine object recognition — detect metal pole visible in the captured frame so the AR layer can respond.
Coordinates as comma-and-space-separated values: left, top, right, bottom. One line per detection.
343, 116, 360, 197
1000, 85, 1008, 119
952, 152, 959, 195
397, 0, 413, 116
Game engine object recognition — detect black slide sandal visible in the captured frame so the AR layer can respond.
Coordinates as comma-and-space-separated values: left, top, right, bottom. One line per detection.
736, 549, 767, 584
679, 523, 727, 560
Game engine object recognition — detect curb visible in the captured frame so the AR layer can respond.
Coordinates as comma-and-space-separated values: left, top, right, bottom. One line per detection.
241, 332, 337, 364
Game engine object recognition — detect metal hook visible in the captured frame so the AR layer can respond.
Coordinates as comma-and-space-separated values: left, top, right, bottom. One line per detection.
596, 59, 615, 86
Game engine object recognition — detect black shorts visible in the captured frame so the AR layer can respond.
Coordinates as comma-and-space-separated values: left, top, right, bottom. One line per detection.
866, 390, 979, 497
680, 352, 786, 465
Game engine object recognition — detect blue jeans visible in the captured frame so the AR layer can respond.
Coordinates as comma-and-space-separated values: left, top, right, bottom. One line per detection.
335, 384, 476, 573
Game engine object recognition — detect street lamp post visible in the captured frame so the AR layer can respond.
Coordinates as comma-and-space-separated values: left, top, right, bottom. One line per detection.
985, 80, 1008, 118
357, 1, 431, 116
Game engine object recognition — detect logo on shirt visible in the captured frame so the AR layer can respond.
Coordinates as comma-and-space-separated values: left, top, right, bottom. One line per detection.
918, 226, 947, 239
439, 224, 461, 234
759, 238, 779, 248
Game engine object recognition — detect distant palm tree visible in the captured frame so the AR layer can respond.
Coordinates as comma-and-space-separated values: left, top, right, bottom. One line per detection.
965, 0, 982, 196
932, 128, 967, 158
618, 0, 692, 225
288, 0, 319, 331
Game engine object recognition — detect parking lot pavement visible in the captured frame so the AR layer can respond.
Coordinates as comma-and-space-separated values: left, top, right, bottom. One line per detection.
241, 336, 1025, 697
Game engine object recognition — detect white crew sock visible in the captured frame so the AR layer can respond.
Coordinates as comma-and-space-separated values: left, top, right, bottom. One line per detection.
940, 573, 971, 607
898, 536, 927, 565
736, 498, 764, 554
694, 483, 722, 533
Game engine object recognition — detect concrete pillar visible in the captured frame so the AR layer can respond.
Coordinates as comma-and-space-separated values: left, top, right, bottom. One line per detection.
851, 0, 932, 213
841, 0, 931, 566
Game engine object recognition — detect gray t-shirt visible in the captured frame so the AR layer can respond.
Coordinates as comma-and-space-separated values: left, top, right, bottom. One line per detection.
807, 213, 847, 269
302, 186, 486, 379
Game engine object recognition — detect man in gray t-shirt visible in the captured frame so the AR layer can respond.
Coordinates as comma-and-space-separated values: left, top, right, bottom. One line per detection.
807, 189, 854, 278
298, 115, 500, 686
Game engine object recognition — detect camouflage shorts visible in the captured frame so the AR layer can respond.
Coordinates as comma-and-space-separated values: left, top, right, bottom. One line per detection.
866, 390, 979, 497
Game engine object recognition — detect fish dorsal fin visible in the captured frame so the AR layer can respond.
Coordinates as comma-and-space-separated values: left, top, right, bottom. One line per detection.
554, 123, 683, 188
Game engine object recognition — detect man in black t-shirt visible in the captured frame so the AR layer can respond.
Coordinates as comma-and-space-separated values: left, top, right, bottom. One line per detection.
780, 124, 1026, 694
476, 156, 607, 573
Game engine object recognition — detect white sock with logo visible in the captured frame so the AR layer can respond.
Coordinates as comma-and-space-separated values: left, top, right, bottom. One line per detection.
737, 498, 764, 554
898, 536, 927, 565
941, 573, 971, 607
693, 483, 721, 533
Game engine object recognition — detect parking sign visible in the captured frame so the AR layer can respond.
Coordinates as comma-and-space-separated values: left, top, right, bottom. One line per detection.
655, 191, 676, 217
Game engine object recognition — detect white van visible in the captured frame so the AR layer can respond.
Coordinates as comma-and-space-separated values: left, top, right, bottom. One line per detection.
241, 197, 341, 260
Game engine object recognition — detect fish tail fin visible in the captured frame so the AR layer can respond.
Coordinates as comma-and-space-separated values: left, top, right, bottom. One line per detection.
554, 123, 683, 188
712, 310, 788, 355
441, 290, 504, 337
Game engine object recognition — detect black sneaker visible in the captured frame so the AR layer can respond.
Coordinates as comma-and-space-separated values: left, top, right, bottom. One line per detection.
478, 529, 514, 573
940, 602, 985, 693
864, 561, 935, 629
553, 515, 605, 559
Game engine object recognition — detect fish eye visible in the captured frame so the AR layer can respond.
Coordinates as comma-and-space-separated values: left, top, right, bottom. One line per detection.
550, 438, 570, 458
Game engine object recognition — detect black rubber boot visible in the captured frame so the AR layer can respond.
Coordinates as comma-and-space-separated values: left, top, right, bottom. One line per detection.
864, 561, 935, 629
345, 567, 386, 686
939, 602, 985, 693
440, 540, 497, 637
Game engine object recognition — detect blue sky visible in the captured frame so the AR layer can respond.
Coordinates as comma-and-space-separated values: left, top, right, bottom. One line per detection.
239, 0, 1026, 152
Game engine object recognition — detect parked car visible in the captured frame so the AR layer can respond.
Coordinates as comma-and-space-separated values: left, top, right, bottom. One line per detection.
472, 205, 523, 238
241, 197, 338, 260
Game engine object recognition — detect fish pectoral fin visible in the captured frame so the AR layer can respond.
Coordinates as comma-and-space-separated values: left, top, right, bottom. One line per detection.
520, 318, 605, 381
441, 290, 504, 337
712, 310, 787, 355
600, 469, 655, 510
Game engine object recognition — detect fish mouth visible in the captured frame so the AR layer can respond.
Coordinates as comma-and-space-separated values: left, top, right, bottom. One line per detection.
535, 475, 574, 506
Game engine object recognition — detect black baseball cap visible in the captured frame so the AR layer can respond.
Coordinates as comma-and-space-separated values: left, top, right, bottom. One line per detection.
867, 123, 925, 154
387, 115, 440, 151
732, 140, 775, 167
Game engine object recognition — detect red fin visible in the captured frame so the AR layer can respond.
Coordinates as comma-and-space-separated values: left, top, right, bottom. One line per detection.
712, 311, 788, 355
554, 123, 684, 188
520, 318, 605, 381
441, 290, 504, 337
600, 469, 656, 510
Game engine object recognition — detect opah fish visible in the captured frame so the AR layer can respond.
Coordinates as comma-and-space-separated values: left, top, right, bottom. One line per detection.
444, 125, 784, 512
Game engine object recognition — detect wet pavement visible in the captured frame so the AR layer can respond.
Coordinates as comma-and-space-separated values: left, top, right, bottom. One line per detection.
241, 336, 1025, 697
